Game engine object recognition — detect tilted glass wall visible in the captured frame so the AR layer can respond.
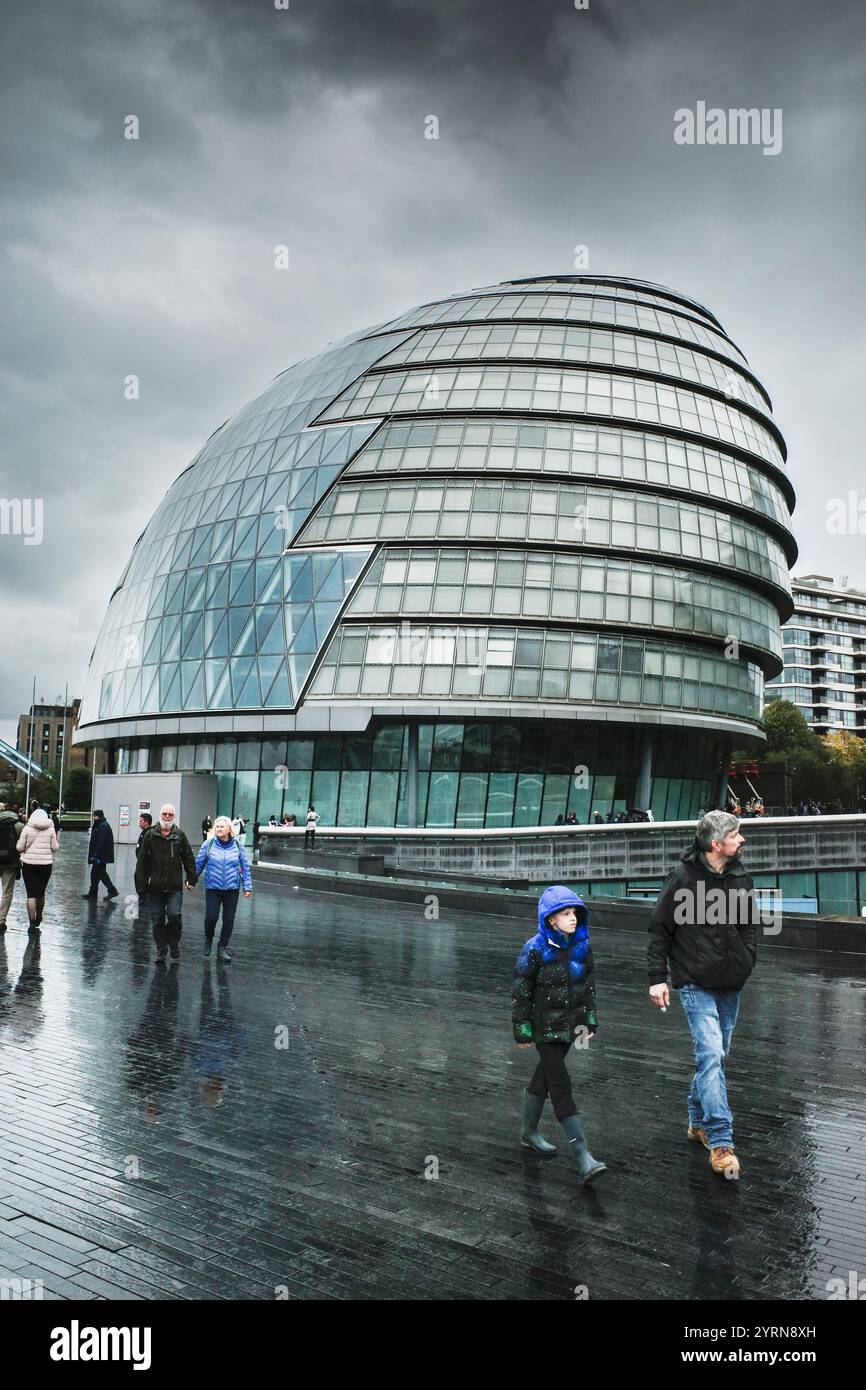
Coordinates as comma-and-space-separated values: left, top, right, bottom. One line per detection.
296, 478, 792, 596
345, 548, 783, 667
308, 622, 763, 720
374, 290, 751, 366
317, 364, 784, 468
375, 324, 769, 412
344, 418, 792, 531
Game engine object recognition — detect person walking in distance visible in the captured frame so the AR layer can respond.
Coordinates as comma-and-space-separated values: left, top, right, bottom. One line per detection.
512, 885, 606, 1184
137, 811, 153, 848
134, 804, 197, 964
82, 809, 118, 900
304, 804, 320, 850
0, 803, 25, 932
136, 812, 153, 909
647, 810, 758, 1181
195, 816, 252, 964
16, 807, 59, 936
202, 815, 213, 841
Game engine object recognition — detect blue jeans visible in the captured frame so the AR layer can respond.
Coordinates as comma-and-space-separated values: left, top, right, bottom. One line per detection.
678, 984, 741, 1149
149, 889, 183, 950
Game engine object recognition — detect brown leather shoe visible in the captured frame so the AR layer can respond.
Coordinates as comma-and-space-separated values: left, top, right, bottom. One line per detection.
687, 1124, 710, 1149
709, 1146, 741, 1180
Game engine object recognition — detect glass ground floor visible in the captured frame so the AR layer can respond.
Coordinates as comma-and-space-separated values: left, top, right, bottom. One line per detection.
108, 718, 724, 828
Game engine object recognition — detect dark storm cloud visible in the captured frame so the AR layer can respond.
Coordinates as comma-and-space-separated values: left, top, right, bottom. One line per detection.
1, 0, 864, 738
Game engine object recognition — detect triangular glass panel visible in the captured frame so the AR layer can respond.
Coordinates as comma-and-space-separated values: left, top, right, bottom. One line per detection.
162, 571, 186, 615
182, 612, 205, 660
287, 651, 315, 692
230, 657, 255, 703
313, 601, 341, 641
256, 515, 284, 557
141, 666, 161, 713
211, 664, 234, 709
206, 563, 229, 604
285, 556, 312, 602
255, 560, 282, 602
204, 612, 229, 659
232, 612, 258, 658
184, 569, 206, 610
160, 664, 181, 709
236, 665, 261, 707
314, 562, 344, 603
209, 520, 234, 562
263, 661, 292, 707
288, 609, 317, 654
231, 514, 258, 561
285, 602, 311, 645
180, 660, 203, 701
260, 611, 287, 655
238, 479, 266, 516
216, 483, 244, 520
204, 659, 227, 701
255, 605, 280, 646
228, 606, 253, 651
311, 552, 338, 591
171, 530, 195, 570
189, 526, 213, 568
229, 561, 255, 606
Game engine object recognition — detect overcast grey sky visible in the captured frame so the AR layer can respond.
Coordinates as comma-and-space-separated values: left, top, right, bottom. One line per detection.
1, 0, 864, 744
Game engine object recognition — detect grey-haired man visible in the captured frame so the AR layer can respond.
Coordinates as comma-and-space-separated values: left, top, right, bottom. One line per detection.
647, 811, 758, 1180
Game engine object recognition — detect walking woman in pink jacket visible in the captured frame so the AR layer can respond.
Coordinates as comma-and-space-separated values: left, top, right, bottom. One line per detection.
16, 807, 59, 935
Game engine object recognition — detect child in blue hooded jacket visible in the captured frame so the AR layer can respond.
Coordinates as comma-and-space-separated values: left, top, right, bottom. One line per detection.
512, 885, 606, 1184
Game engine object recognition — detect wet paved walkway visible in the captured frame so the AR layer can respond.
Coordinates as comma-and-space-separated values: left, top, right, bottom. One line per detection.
0, 836, 863, 1301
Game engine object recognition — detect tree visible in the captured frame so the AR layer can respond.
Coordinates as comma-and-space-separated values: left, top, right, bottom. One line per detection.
762, 700, 815, 754
747, 700, 832, 807
65, 766, 93, 811
824, 731, 866, 811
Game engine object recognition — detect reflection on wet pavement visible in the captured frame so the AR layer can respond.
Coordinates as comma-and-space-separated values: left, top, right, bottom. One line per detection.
0, 838, 862, 1300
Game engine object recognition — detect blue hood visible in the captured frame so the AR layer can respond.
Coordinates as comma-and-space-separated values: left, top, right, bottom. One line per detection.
537, 885, 588, 948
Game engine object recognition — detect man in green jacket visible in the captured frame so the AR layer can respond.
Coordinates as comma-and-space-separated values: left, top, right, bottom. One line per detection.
134, 803, 197, 964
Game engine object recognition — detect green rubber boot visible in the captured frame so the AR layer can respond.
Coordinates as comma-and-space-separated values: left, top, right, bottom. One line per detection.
561, 1114, 607, 1184
520, 1090, 557, 1156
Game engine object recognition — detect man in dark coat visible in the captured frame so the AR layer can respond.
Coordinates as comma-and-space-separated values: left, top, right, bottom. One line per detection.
83, 809, 118, 900
0, 804, 25, 931
136, 812, 153, 908
134, 804, 197, 964
648, 810, 758, 1181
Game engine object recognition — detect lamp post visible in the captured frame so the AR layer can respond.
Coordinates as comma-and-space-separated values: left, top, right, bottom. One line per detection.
57, 681, 69, 819
24, 675, 37, 809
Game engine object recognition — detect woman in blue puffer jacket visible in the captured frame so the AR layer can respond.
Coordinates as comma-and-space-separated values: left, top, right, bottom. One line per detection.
195, 816, 252, 964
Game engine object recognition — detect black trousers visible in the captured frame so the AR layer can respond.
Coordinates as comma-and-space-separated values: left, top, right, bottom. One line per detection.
204, 888, 239, 948
89, 863, 117, 897
526, 1041, 576, 1121
304, 826, 316, 849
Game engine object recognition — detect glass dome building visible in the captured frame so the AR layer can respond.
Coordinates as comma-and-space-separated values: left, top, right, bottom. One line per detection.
76, 274, 797, 827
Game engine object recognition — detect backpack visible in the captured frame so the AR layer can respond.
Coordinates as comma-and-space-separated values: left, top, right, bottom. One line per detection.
0, 820, 20, 866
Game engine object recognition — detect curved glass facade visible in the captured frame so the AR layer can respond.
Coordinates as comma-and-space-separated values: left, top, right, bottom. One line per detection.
375, 324, 769, 413
376, 291, 751, 366
78, 274, 796, 827
345, 418, 794, 529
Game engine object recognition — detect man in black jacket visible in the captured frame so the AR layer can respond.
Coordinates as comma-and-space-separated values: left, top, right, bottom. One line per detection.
648, 810, 759, 1181
83, 810, 118, 900
134, 804, 197, 964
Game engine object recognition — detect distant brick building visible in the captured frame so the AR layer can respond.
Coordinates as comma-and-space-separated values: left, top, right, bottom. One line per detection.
16, 698, 106, 779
